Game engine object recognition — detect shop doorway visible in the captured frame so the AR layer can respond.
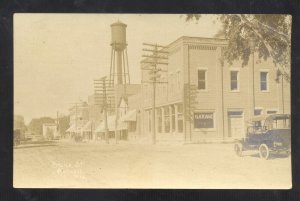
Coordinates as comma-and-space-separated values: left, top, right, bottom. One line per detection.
228, 111, 244, 138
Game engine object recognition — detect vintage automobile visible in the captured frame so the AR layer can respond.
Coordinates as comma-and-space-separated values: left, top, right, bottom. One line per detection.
234, 114, 291, 160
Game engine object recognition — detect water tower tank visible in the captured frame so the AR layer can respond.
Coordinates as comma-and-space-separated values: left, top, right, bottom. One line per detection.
111, 21, 127, 51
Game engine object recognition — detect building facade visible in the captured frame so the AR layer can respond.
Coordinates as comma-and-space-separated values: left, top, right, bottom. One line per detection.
140, 36, 290, 143
42, 123, 58, 139
67, 101, 89, 136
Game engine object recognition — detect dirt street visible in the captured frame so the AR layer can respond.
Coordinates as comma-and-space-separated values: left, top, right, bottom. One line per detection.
13, 140, 291, 189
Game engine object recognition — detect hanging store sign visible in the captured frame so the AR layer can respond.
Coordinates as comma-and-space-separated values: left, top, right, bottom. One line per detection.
194, 112, 214, 128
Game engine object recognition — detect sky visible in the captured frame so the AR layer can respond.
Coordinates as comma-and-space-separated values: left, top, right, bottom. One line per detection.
14, 14, 222, 124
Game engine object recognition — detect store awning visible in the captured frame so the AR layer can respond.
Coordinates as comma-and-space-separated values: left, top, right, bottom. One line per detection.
82, 121, 93, 132
120, 109, 137, 122
66, 124, 75, 132
95, 115, 128, 132
112, 118, 127, 131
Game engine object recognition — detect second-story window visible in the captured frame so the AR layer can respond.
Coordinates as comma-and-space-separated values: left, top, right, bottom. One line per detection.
230, 71, 239, 91
260, 72, 268, 91
169, 73, 173, 94
254, 109, 263, 116
198, 70, 206, 90
177, 70, 181, 89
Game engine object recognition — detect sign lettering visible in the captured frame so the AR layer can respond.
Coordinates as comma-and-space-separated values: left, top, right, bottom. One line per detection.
194, 112, 214, 128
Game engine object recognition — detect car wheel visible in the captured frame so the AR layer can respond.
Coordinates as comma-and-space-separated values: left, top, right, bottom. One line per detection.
259, 144, 270, 160
234, 143, 243, 157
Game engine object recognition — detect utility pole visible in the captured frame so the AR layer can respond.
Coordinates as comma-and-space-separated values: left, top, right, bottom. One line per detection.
102, 77, 109, 144
94, 76, 114, 144
70, 101, 81, 141
141, 43, 168, 144
56, 111, 59, 138
184, 83, 198, 141
276, 69, 285, 114
249, 37, 256, 117
281, 74, 285, 114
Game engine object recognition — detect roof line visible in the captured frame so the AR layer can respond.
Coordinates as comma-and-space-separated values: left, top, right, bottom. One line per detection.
167, 36, 228, 48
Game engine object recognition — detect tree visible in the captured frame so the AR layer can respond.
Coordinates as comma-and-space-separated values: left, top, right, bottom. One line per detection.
13, 115, 27, 132
185, 14, 291, 81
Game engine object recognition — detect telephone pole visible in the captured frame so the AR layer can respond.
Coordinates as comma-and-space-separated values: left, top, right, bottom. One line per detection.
94, 76, 114, 144
69, 101, 82, 141
184, 84, 198, 141
141, 43, 168, 144
56, 111, 59, 137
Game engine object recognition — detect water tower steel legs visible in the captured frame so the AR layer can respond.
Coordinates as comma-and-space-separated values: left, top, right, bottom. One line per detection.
109, 48, 114, 85
125, 48, 130, 83
117, 51, 123, 84
109, 48, 130, 86
122, 51, 126, 84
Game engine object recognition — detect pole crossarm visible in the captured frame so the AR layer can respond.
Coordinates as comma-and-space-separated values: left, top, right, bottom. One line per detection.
142, 43, 167, 48
142, 48, 168, 54
141, 68, 167, 72
142, 55, 168, 59
141, 61, 168, 65
142, 81, 168, 84
140, 42, 170, 144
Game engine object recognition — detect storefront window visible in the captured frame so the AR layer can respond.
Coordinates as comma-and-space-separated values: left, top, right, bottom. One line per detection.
177, 104, 183, 133
157, 108, 162, 133
194, 112, 214, 129
148, 110, 151, 132
164, 107, 170, 133
171, 105, 175, 132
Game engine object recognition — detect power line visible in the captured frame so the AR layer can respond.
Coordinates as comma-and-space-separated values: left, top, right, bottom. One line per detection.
141, 43, 168, 144
93, 76, 110, 144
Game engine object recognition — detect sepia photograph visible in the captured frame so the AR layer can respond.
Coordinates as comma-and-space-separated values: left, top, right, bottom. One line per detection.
13, 14, 291, 189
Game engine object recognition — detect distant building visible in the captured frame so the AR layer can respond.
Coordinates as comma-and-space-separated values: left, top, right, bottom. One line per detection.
42, 123, 58, 139
66, 99, 101, 140
67, 101, 89, 135
93, 84, 141, 140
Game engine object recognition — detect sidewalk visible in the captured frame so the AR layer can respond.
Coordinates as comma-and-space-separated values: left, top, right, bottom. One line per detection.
14, 140, 59, 149
56, 136, 238, 146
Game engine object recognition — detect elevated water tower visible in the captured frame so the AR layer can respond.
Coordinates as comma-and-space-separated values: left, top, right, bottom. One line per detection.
109, 21, 130, 86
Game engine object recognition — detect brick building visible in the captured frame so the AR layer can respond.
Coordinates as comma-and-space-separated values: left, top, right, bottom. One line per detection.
139, 36, 290, 143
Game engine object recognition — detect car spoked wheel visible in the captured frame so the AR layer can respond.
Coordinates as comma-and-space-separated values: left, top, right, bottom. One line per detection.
234, 143, 243, 157
259, 144, 270, 160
